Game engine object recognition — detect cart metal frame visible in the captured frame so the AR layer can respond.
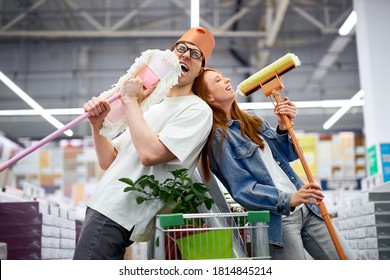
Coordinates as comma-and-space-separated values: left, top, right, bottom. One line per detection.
147, 211, 270, 260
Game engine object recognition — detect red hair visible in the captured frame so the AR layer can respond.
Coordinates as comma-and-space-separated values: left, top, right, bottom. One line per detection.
192, 68, 265, 181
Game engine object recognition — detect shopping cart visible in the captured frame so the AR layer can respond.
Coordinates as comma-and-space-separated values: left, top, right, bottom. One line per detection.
147, 211, 270, 260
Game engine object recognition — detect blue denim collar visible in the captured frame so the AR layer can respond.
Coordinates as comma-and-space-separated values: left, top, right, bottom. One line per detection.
228, 119, 239, 127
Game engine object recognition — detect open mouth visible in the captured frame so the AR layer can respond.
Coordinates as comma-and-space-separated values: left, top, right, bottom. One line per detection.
225, 86, 232, 91
180, 63, 189, 73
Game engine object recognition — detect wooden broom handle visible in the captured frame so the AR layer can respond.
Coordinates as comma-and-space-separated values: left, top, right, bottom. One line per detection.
272, 91, 347, 260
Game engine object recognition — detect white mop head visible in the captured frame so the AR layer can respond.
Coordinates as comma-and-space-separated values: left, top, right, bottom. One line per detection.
98, 49, 181, 139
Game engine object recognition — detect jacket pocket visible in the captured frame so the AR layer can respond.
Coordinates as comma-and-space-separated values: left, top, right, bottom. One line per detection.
234, 142, 258, 160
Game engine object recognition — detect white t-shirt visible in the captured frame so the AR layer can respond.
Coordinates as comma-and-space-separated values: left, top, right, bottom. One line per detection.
86, 95, 212, 241
258, 139, 303, 215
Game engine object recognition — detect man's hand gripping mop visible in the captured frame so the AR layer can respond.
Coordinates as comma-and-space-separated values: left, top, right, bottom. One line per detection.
0, 49, 181, 172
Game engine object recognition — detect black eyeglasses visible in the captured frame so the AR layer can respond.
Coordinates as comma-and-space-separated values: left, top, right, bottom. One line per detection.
174, 42, 204, 61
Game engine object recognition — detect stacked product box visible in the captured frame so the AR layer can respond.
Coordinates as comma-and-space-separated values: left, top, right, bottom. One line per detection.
0, 242, 6, 259
333, 182, 390, 260
0, 201, 76, 259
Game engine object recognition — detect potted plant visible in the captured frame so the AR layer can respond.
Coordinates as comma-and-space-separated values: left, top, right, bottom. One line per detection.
120, 168, 221, 259
120, 168, 214, 214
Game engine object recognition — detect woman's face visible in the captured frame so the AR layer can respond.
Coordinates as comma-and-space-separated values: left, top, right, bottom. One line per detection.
203, 70, 236, 108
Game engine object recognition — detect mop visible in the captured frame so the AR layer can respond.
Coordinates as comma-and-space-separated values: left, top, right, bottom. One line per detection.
237, 53, 348, 260
0, 49, 181, 172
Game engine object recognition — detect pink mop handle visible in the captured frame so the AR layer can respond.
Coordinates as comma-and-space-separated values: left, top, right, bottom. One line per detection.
0, 92, 121, 172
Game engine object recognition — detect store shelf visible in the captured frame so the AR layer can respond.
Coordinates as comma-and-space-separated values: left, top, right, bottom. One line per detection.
0, 201, 76, 260
334, 182, 390, 260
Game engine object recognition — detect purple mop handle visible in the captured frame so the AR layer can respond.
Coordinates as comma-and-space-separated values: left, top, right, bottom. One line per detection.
0, 92, 121, 172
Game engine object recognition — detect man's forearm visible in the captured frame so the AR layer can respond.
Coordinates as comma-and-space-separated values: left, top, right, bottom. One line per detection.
91, 123, 117, 170
124, 99, 175, 166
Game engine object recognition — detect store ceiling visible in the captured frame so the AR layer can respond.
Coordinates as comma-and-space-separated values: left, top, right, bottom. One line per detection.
0, 0, 363, 145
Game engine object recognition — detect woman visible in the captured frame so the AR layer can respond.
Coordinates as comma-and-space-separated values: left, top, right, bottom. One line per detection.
193, 68, 353, 260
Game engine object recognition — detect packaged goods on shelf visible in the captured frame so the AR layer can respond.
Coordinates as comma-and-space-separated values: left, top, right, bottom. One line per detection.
0, 201, 76, 260
334, 182, 390, 260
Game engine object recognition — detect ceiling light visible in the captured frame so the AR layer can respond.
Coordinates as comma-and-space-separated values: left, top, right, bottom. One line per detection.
238, 99, 364, 110
191, 0, 199, 27
0, 71, 73, 136
0, 108, 84, 116
339, 10, 357, 36
0, 99, 364, 116
323, 90, 364, 130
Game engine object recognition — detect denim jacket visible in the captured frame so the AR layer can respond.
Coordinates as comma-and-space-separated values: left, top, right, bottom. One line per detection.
209, 118, 321, 247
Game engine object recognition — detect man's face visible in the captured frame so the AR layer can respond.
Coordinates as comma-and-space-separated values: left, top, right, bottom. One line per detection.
172, 42, 204, 86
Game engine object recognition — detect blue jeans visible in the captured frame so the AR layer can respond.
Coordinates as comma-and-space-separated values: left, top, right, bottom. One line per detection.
73, 207, 134, 260
269, 205, 355, 260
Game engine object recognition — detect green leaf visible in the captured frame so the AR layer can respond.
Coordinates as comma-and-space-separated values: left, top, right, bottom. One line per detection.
136, 196, 146, 204
172, 200, 183, 213
193, 182, 208, 192
193, 189, 204, 197
119, 178, 134, 186
205, 198, 214, 210
167, 195, 176, 208
160, 191, 169, 202
138, 179, 149, 189
182, 177, 193, 185
134, 174, 151, 184
184, 194, 195, 202
170, 168, 187, 178
123, 186, 137, 192
152, 187, 160, 197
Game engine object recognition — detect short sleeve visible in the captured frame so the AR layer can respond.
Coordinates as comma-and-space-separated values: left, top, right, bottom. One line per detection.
158, 106, 212, 163
111, 130, 127, 151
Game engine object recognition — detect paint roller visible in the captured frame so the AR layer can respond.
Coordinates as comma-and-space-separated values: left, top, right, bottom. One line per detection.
236, 53, 348, 259
0, 49, 181, 172
236, 53, 301, 97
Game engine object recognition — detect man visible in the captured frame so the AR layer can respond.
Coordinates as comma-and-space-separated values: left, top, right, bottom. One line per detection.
73, 27, 215, 260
